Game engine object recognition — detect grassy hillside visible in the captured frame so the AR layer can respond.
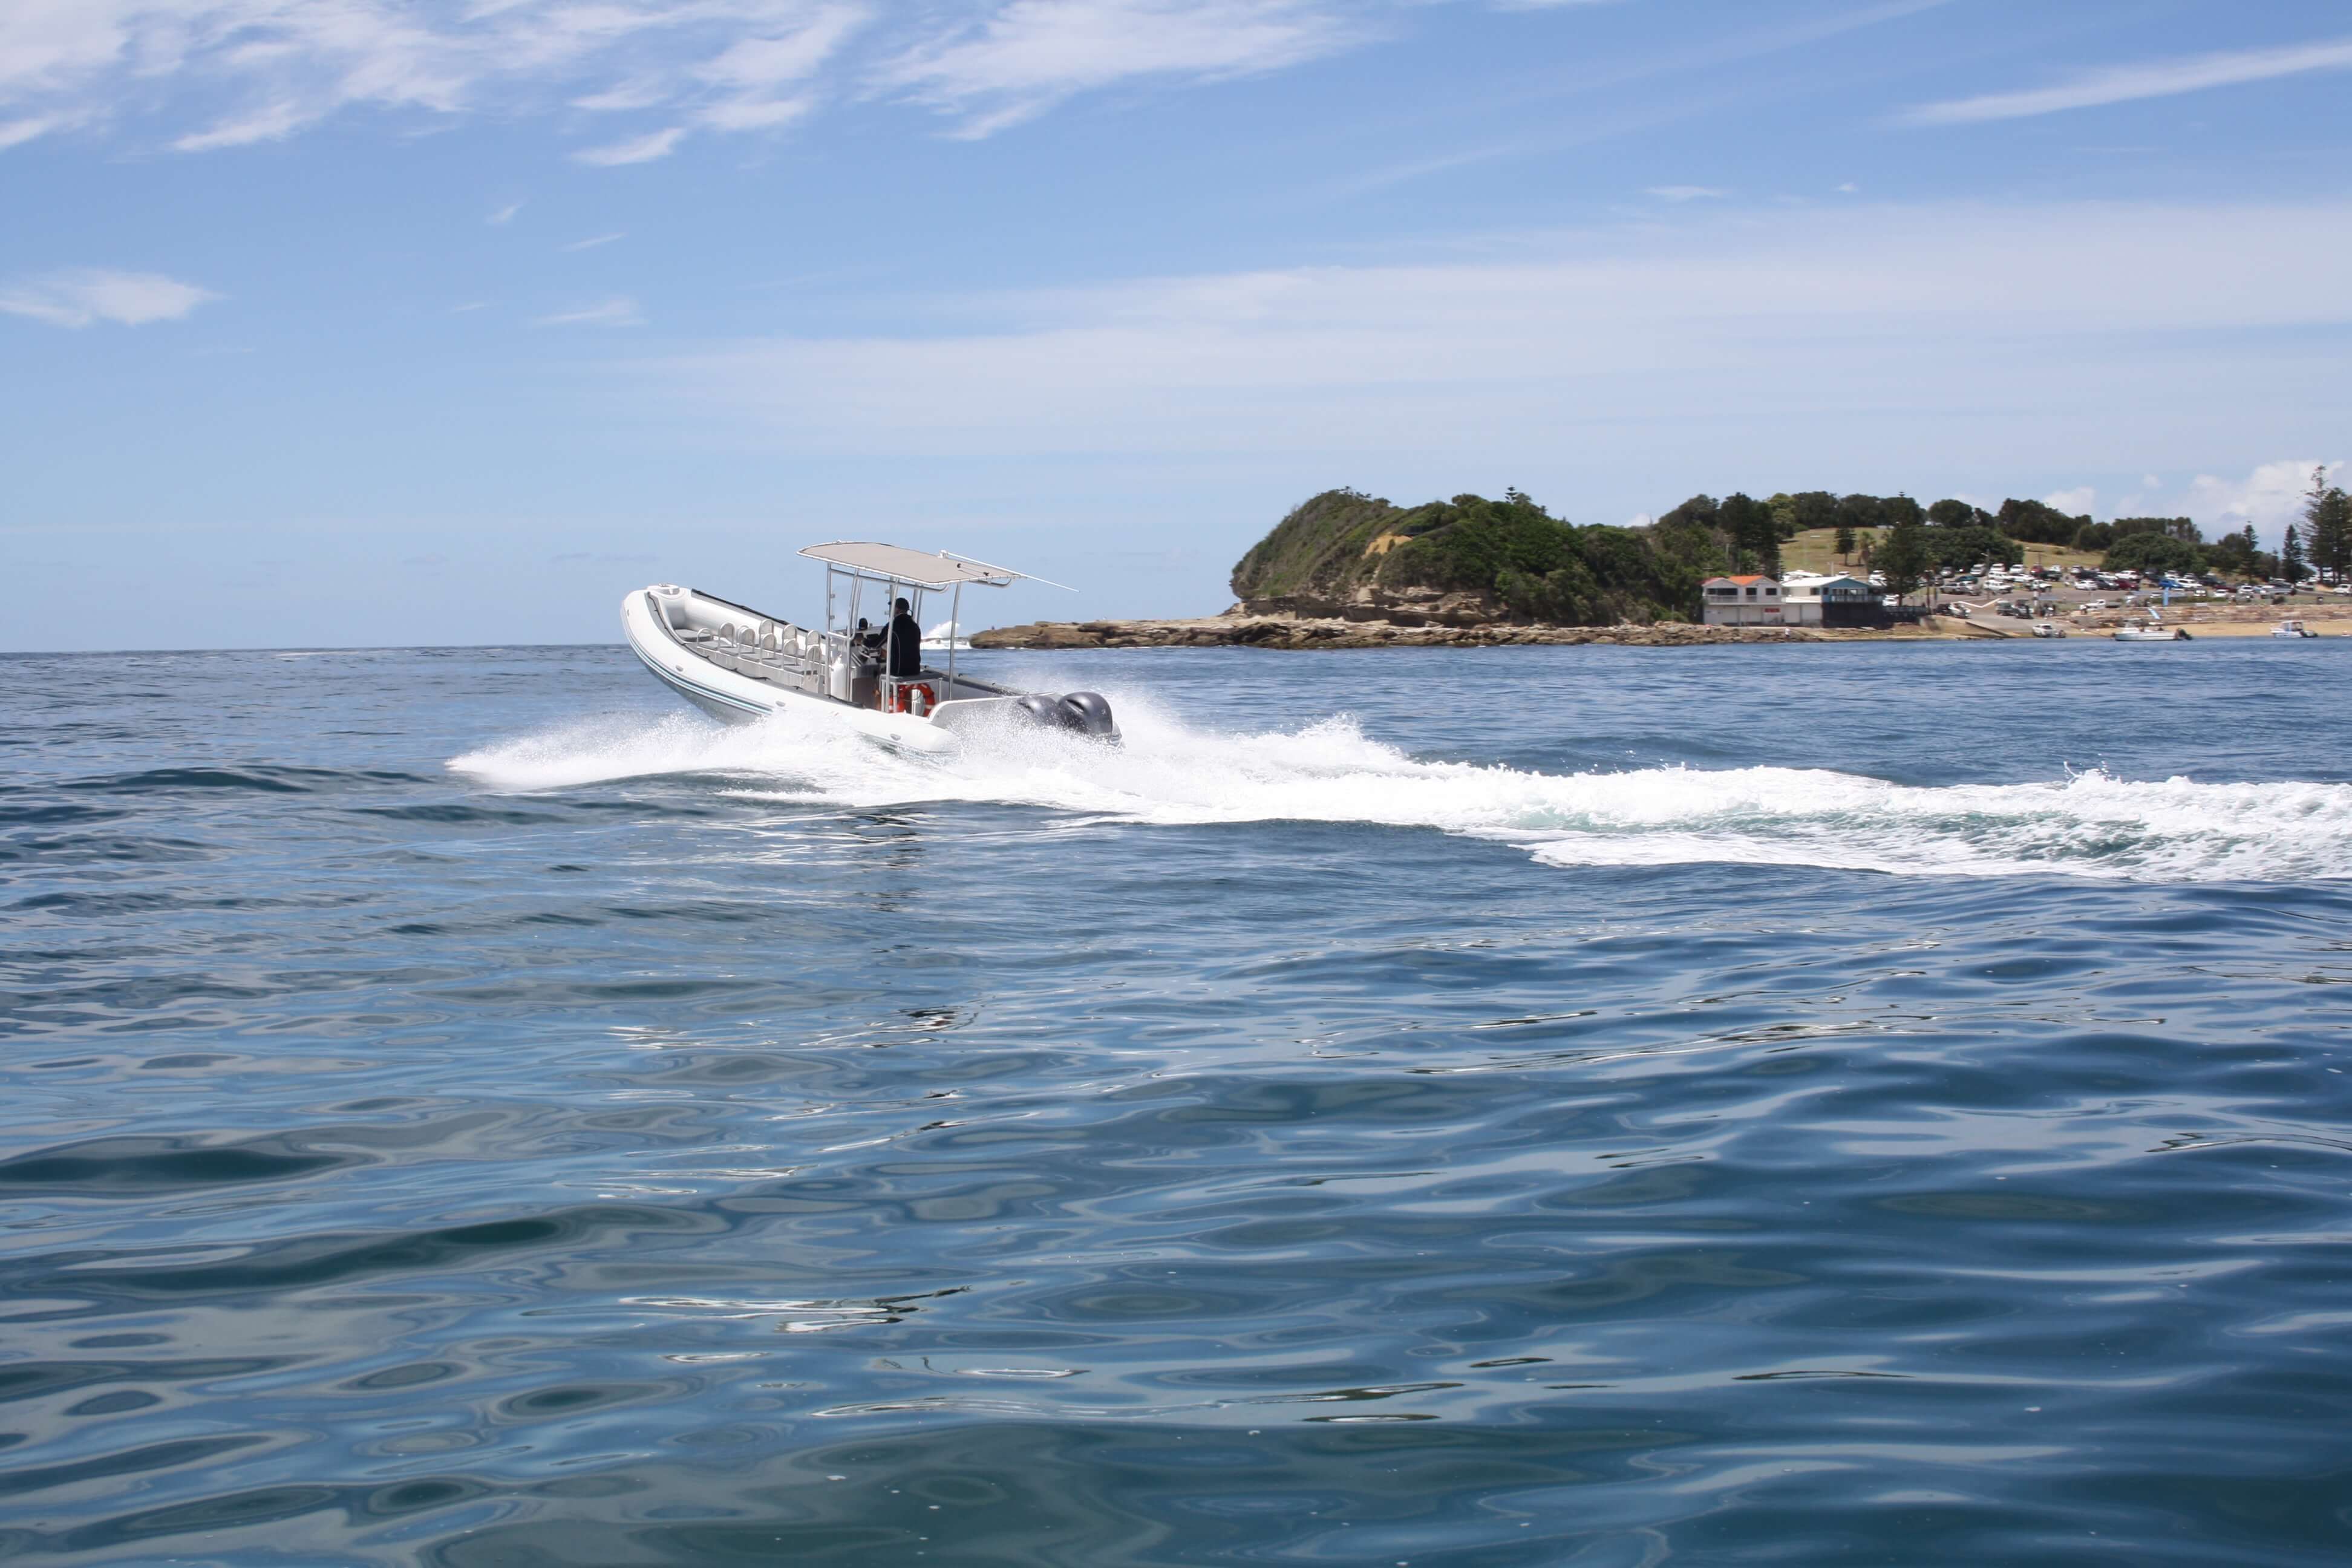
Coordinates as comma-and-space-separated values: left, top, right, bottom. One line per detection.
1778, 529, 2105, 578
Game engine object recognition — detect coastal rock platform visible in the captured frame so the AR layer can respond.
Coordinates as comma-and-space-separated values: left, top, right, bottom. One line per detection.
972, 603, 2352, 650
969, 615, 1939, 650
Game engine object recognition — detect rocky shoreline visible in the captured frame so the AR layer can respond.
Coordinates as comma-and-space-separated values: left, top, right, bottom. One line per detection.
969, 604, 2352, 650
969, 613, 1944, 650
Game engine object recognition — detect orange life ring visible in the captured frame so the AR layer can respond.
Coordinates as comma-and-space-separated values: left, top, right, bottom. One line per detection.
895, 682, 935, 716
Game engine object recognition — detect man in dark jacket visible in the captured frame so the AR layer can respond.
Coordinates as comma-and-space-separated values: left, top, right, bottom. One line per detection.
886, 597, 924, 679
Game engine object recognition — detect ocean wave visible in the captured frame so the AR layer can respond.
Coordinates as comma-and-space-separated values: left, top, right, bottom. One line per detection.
449, 698, 2352, 883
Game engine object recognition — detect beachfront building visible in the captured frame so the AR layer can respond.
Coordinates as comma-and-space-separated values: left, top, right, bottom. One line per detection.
1777, 571, 1876, 627
1702, 575, 1784, 626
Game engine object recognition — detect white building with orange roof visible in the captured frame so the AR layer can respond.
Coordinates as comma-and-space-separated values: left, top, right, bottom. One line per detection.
1701, 574, 1785, 626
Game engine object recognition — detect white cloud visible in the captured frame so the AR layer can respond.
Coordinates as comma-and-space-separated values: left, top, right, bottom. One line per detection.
0, 0, 868, 159
634, 198, 2352, 464
488, 201, 523, 226
561, 232, 626, 252
1646, 185, 1725, 201
2183, 462, 2344, 549
1910, 35, 2352, 125
0, 0, 1422, 155
173, 99, 309, 152
872, 0, 1373, 137
574, 126, 685, 166
0, 267, 216, 327
697, 94, 814, 131
534, 296, 643, 327
2041, 486, 2095, 516
0, 113, 58, 148
698, 8, 867, 90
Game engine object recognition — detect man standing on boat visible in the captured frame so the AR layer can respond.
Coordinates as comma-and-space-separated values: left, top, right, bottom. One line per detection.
885, 596, 924, 680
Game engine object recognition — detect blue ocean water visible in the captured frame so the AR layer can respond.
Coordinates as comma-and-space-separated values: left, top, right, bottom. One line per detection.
4, 639, 2351, 1566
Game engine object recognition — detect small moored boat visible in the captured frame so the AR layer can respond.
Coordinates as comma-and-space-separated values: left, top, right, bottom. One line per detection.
2272, 619, 2318, 638
2113, 609, 2189, 642
622, 543, 1118, 750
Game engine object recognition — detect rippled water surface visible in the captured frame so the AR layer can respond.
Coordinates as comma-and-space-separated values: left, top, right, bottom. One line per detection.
4, 641, 2351, 1565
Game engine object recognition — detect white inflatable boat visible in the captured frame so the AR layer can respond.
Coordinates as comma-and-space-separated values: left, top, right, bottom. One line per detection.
622, 542, 1117, 751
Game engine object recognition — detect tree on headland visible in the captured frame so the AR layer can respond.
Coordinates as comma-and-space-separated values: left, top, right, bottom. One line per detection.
1781, 491, 1840, 534
1927, 498, 1993, 529
1718, 492, 1780, 575
2284, 523, 2309, 584
1834, 521, 1856, 564
1997, 498, 2092, 547
1927, 525, 2019, 573
1873, 518, 1933, 603
2103, 531, 2204, 577
2209, 524, 2272, 581
2305, 466, 2351, 584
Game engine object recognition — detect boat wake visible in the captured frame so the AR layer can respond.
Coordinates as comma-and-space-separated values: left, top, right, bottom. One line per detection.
450, 696, 2352, 883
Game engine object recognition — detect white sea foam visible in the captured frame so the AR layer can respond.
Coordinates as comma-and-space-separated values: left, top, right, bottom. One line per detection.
450, 694, 2352, 883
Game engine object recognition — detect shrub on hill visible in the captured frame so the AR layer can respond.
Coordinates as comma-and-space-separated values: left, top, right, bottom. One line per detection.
2103, 531, 2206, 575
1232, 488, 1700, 625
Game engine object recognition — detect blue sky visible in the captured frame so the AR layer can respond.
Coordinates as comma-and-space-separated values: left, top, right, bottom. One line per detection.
4, 0, 2349, 649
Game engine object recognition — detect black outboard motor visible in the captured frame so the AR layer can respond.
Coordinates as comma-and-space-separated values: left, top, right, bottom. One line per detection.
1057, 691, 1117, 739
1013, 693, 1074, 730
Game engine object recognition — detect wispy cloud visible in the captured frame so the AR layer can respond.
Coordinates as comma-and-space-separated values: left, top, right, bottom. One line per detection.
534, 296, 643, 327
575, 126, 686, 165
172, 100, 309, 152
871, 0, 1375, 138
0, 113, 58, 149
0, 0, 1658, 157
637, 199, 2352, 461
1909, 35, 2352, 125
488, 201, 523, 226
561, 232, 627, 252
0, 0, 868, 160
0, 268, 217, 328
1646, 185, 1725, 201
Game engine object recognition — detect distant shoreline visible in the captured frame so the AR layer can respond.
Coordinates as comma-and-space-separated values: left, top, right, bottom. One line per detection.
972, 607, 2351, 650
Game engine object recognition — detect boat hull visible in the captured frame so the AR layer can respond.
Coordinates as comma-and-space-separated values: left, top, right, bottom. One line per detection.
620, 586, 1116, 750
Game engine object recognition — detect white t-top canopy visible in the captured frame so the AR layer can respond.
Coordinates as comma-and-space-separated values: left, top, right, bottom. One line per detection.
799, 541, 1051, 590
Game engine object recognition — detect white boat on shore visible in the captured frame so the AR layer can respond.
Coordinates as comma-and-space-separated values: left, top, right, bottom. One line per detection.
2273, 619, 2319, 638
2114, 609, 2189, 642
622, 543, 1117, 751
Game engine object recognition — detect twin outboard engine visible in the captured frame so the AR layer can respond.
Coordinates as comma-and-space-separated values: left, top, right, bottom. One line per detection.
1013, 690, 1118, 740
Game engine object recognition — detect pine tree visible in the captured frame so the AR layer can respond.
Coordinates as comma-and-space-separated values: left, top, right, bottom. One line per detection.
2284, 523, 2308, 584
2305, 466, 2352, 586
